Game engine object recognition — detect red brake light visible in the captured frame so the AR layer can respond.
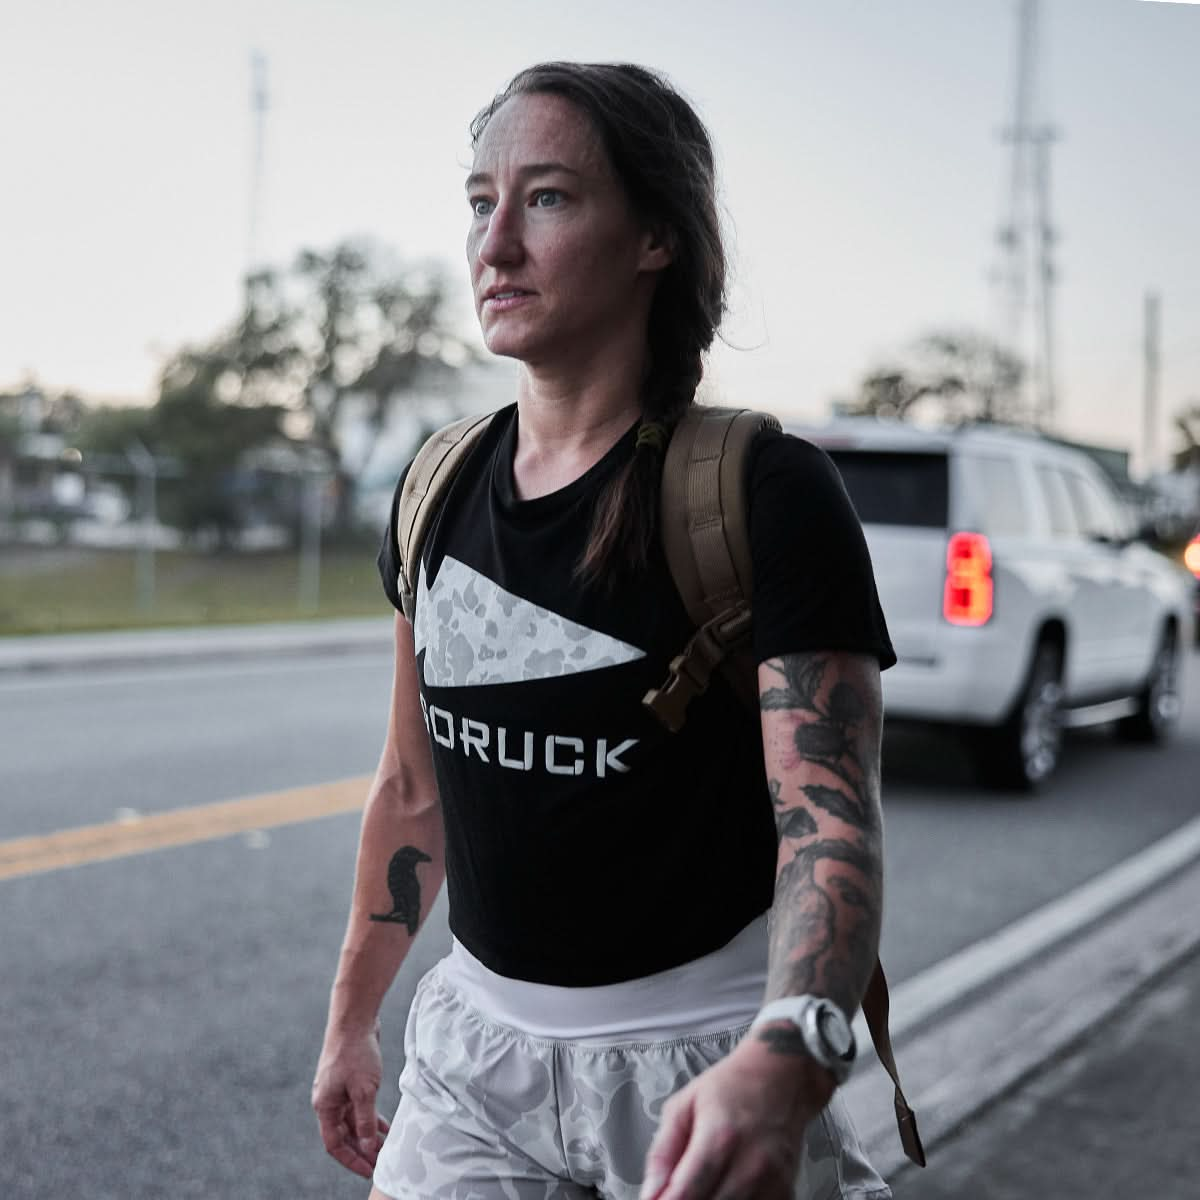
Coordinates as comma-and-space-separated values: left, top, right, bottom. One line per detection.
1185, 538, 1200, 578
944, 532, 994, 626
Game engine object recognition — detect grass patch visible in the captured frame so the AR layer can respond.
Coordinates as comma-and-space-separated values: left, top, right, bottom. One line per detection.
0, 545, 390, 635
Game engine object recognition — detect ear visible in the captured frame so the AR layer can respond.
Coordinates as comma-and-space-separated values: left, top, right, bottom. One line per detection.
638, 223, 675, 274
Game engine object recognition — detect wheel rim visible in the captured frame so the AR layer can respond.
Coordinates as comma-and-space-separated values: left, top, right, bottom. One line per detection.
1021, 666, 1063, 783
1148, 643, 1180, 732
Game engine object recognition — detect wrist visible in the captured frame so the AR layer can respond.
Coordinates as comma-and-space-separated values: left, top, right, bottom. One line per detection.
326, 979, 383, 1037
733, 1031, 837, 1119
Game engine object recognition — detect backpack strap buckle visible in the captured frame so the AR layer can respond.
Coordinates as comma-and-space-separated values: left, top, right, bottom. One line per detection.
643, 604, 753, 732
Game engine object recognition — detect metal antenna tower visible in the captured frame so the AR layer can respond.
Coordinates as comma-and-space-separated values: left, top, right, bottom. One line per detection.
248, 50, 270, 284
995, 0, 1060, 429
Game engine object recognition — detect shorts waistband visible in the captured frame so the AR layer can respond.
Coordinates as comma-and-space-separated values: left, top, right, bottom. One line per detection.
436, 913, 769, 1045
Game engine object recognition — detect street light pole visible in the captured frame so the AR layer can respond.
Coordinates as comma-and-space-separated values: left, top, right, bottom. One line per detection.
127, 438, 158, 614
298, 465, 323, 615
1142, 291, 1161, 481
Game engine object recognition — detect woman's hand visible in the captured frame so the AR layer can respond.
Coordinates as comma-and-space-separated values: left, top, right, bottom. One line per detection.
640, 1035, 834, 1200
312, 1021, 391, 1179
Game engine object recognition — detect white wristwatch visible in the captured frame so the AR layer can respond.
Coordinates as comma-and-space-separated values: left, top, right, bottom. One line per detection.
750, 995, 857, 1084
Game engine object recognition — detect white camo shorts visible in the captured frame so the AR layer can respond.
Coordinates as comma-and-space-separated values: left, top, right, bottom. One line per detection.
372, 963, 891, 1200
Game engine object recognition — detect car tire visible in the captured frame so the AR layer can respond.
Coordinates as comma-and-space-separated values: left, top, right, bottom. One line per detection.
972, 640, 1064, 792
1117, 627, 1181, 744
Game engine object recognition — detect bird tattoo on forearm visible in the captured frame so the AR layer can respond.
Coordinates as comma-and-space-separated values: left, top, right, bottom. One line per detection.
369, 846, 432, 935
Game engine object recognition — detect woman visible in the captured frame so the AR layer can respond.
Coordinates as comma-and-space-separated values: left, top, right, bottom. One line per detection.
313, 62, 896, 1200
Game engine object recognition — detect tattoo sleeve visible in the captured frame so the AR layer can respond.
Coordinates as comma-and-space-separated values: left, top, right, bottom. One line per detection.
759, 652, 884, 1016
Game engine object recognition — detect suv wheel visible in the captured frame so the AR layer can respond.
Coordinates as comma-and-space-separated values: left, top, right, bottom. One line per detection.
973, 641, 1064, 791
1117, 628, 1180, 744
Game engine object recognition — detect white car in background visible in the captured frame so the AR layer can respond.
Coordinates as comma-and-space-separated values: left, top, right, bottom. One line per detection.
789, 417, 1193, 790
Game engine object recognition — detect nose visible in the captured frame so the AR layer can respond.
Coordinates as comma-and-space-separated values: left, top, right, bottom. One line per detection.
474, 200, 525, 270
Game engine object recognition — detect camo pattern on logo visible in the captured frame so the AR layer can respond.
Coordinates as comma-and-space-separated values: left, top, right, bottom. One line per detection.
373, 966, 891, 1200
414, 556, 645, 689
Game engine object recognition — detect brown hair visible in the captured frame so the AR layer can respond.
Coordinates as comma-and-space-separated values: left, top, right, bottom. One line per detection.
470, 62, 728, 582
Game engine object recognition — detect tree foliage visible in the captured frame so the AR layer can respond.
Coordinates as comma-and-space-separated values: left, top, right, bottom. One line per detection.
218, 238, 476, 528
49, 239, 474, 545
846, 329, 1027, 426
1173, 402, 1200, 470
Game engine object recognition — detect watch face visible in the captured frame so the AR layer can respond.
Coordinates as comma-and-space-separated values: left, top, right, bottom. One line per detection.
817, 1005, 853, 1059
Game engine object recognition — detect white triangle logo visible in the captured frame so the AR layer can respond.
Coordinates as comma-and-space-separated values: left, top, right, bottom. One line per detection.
413, 556, 646, 688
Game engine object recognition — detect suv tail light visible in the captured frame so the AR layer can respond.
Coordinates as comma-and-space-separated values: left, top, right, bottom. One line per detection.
1185, 537, 1200, 577
944, 532, 994, 626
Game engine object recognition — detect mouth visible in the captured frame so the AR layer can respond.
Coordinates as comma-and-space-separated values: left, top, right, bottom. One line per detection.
482, 287, 536, 305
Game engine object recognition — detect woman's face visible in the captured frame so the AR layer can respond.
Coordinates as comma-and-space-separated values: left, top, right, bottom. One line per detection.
465, 91, 670, 367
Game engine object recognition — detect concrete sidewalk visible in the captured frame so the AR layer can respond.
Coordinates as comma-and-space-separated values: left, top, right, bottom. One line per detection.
843, 834, 1200, 1196
888, 946, 1200, 1197
0, 617, 394, 674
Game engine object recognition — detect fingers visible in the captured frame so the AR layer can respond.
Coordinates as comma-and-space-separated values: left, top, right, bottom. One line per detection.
315, 1093, 387, 1180
653, 1117, 738, 1200
640, 1094, 694, 1200
315, 1102, 378, 1179
353, 1093, 381, 1154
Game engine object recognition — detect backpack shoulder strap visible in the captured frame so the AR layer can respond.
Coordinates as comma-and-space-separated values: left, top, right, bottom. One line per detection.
643, 405, 780, 731
394, 411, 495, 621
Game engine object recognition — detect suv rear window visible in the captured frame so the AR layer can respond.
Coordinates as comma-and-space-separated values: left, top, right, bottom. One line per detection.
825, 450, 948, 527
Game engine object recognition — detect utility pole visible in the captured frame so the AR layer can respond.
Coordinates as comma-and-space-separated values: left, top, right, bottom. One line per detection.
994, 0, 1060, 430
248, 50, 269, 283
126, 439, 158, 615
1143, 292, 1161, 480
1032, 126, 1059, 430
298, 463, 324, 616
997, 0, 1035, 375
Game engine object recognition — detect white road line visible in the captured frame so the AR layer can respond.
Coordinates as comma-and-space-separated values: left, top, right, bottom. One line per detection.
854, 810, 1200, 1048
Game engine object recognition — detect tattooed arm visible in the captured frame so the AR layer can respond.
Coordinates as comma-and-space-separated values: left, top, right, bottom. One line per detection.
313, 612, 444, 1180
758, 650, 884, 1016
643, 650, 883, 1200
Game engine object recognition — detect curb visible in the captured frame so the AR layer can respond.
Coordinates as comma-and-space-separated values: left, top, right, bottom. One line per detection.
0, 618, 394, 676
843, 814, 1200, 1180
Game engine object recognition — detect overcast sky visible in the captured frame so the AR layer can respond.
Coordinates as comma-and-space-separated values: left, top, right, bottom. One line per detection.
2, 0, 1197, 468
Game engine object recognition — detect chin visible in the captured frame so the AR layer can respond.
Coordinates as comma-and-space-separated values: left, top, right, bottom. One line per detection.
483, 328, 548, 363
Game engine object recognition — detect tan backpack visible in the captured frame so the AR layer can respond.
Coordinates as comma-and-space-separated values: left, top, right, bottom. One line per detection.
394, 404, 925, 1168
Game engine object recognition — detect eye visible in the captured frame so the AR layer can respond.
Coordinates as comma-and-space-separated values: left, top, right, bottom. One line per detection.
531, 189, 563, 208
469, 196, 494, 217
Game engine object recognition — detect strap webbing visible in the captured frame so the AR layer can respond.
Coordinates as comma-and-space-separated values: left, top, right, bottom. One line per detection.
863, 962, 927, 1167
645, 407, 779, 728
395, 411, 495, 621
659, 405, 776, 626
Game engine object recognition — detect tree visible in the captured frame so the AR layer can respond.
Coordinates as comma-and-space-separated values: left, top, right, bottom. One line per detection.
845, 329, 1027, 426
75, 359, 290, 548
1173, 402, 1200, 471
220, 238, 477, 532
69, 238, 474, 544
75, 403, 156, 457
151, 351, 289, 545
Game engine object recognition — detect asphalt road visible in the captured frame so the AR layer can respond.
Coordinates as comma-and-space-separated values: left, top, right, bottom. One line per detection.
2, 649, 1198, 1197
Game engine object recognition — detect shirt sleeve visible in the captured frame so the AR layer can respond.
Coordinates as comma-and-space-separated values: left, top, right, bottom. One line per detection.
749, 428, 896, 669
375, 460, 413, 615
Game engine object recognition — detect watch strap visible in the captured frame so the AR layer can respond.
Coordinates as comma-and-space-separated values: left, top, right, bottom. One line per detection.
750, 995, 855, 1082
751, 996, 823, 1031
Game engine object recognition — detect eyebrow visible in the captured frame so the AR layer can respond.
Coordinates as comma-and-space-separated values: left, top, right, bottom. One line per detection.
464, 162, 582, 192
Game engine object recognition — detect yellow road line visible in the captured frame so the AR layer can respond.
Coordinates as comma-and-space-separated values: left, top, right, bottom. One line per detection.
0, 776, 372, 882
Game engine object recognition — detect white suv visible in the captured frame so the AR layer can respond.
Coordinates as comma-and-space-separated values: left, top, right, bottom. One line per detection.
789, 417, 1193, 789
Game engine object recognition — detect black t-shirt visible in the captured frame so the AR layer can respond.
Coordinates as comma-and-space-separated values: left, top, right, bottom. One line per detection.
378, 404, 894, 986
